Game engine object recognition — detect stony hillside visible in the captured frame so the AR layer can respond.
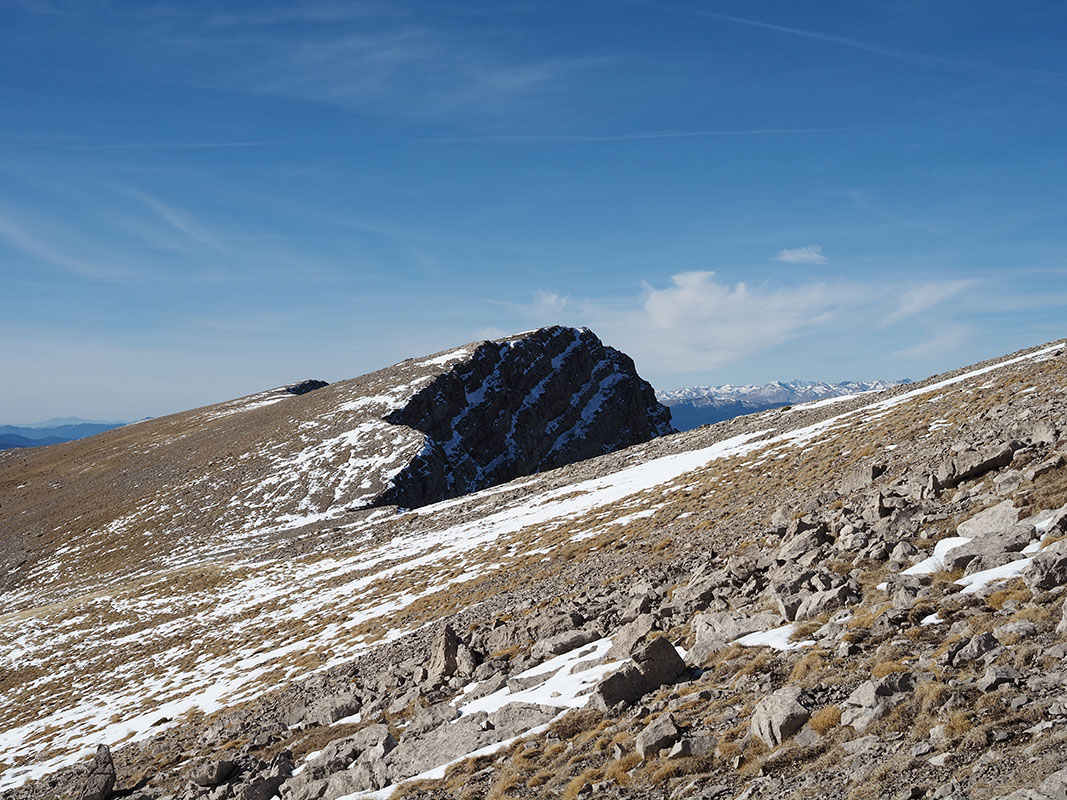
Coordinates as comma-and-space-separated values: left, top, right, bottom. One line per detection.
0, 326, 671, 607
4, 335, 1067, 800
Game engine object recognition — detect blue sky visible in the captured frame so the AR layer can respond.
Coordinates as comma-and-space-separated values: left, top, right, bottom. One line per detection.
2, 0, 1065, 422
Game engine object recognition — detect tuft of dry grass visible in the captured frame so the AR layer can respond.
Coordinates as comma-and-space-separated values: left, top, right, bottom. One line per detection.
871, 660, 910, 679
809, 705, 842, 734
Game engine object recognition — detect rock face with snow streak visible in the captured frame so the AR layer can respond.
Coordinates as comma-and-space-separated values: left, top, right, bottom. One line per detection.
377, 326, 674, 508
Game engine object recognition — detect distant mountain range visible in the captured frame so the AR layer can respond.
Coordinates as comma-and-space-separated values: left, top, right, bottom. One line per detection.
657, 379, 911, 430
0, 419, 127, 450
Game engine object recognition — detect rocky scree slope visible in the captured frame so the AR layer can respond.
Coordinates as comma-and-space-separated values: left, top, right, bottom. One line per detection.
6, 338, 1067, 800
0, 325, 671, 607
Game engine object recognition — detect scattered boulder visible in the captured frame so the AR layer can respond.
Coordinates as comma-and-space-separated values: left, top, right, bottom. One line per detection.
938, 442, 1017, 489
488, 702, 562, 738
1039, 767, 1067, 800
1025, 540, 1067, 593
386, 713, 494, 778
533, 626, 600, 660
636, 713, 681, 759
957, 500, 1022, 539
978, 666, 1020, 693
689, 609, 781, 662
840, 463, 887, 494
606, 613, 658, 660
841, 672, 916, 733
750, 686, 811, 747
592, 637, 686, 710
795, 585, 857, 622
79, 745, 115, 800
952, 632, 1000, 665
189, 759, 236, 787
668, 736, 718, 759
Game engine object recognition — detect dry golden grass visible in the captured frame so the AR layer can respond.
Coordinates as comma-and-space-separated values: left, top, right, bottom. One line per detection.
870, 660, 910, 679
788, 650, 826, 683
809, 706, 842, 734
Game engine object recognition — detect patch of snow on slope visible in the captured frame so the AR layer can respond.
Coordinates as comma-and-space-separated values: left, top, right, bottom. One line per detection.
457, 638, 617, 717
734, 624, 814, 651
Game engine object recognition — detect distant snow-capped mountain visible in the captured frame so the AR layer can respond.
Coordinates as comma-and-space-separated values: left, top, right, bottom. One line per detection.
657, 379, 911, 430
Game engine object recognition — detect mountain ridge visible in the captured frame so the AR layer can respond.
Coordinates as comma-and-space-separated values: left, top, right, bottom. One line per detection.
658, 379, 912, 430
4, 334, 1067, 800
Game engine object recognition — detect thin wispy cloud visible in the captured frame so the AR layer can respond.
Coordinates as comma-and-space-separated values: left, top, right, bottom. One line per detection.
882, 279, 975, 326
890, 324, 973, 360
507, 271, 853, 374
663, 5, 1067, 84
427, 127, 871, 143
0, 140, 276, 151
774, 244, 827, 264
0, 213, 119, 280
116, 185, 226, 252
495, 272, 1000, 380
533, 289, 569, 315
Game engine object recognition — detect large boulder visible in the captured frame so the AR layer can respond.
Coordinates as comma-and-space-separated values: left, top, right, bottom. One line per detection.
750, 686, 811, 747
937, 443, 1016, 489
689, 609, 782, 662
606, 613, 658, 660
636, 713, 681, 759
592, 637, 686, 710
189, 759, 236, 787
1026, 540, 1067, 593
386, 712, 497, 778
795, 585, 857, 622
957, 500, 1023, 539
841, 672, 916, 733
79, 744, 116, 800
377, 326, 676, 508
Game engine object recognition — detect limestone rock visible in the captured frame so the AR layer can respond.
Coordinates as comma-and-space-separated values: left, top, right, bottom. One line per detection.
285, 379, 329, 395
750, 686, 810, 746
79, 745, 115, 800
841, 672, 916, 733
592, 637, 686, 710
1025, 542, 1067, 593
606, 613, 658, 660
488, 702, 562, 738
952, 632, 999, 665
428, 624, 462, 684
957, 500, 1023, 539
636, 713, 681, 759
189, 759, 236, 787
938, 442, 1017, 489
978, 666, 1020, 692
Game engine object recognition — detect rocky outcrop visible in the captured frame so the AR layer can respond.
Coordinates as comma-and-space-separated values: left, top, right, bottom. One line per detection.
78, 745, 115, 800
284, 379, 329, 396
375, 326, 674, 508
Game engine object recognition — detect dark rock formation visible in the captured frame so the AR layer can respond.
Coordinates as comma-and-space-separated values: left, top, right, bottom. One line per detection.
284, 379, 329, 396
375, 326, 674, 509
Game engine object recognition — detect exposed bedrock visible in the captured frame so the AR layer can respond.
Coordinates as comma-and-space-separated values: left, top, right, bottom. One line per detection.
375, 326, 675, 509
